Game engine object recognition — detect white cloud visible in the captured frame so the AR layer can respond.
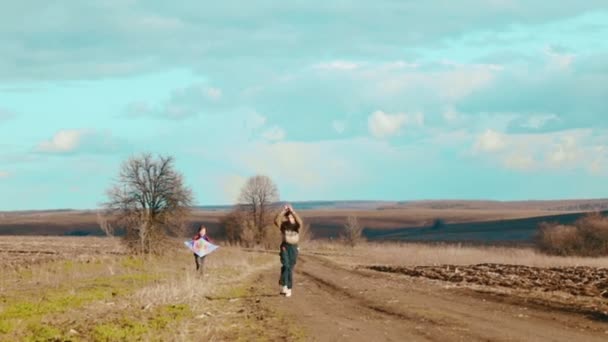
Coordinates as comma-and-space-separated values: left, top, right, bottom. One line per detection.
474, 129, 507, 152
124, 83, 226, 120
442, 107, 460, 123
220, 174, 247, 203
520, 114, 560, 130
241, 111, 285, 141
35, 129, 124, 155
412, 112, 425, 126
313, 60, 361, 71
471, 128, 608, 173
261, 125, 286, 141
386, 60, 420, 69
203, 87, 222, 100
216, 138, 398, 194
549, 146, 569, 163
368, 110, 423, 139
588, 146, 608, 175
332, 120, 346, 134
547, 136, 579, 165
544, 45, 575, 70
503, 154, 536, 171
244, 111, 267, 131
368, 110, 407, 138
589, 160, 603, 175
362, 62, 499, 103
37, 129, 88, 153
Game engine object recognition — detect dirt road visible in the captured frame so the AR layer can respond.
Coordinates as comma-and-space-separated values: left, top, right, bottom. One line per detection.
244, 254, 608, 341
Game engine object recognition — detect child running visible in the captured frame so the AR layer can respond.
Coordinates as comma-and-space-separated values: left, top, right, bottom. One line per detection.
192, 224, 213, 275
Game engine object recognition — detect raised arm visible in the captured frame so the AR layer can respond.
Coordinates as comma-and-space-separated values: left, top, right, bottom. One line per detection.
274, 208, 287, 228
291, 209, 303, 228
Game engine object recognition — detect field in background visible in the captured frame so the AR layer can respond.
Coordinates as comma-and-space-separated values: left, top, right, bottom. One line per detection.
3, 199, 608, 244
305, 241, 608, 268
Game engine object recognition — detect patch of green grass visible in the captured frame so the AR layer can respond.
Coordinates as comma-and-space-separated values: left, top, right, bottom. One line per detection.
112, 273, 158, 283
91, 304, 193, 341
23, 322, 63, 342
149, 304, 192, 330
0, 274, 144, 321
92, 319, 148, 342
0, 320, 14, 334
0, 287, 108, 320
0, 271, 159, 325
61, 260, 75, 272
120, 257, 146, 270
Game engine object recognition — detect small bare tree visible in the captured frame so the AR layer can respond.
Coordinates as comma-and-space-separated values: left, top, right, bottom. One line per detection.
237, 175, 279, 243
103, 153, 194, 255
96, 211, 115, 237
341, 215, 364, 247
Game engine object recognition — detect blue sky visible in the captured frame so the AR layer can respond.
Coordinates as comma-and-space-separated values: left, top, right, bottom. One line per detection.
1, 1, 607, 210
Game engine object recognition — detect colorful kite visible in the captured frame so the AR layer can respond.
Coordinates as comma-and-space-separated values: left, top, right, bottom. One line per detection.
184, 238, 219, 257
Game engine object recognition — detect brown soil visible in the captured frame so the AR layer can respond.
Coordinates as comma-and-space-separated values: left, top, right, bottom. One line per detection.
244, 254, 608, 341
365, 264, 608, 299
0, 236, 126, 270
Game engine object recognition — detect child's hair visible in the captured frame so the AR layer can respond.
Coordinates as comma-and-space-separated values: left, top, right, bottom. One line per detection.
198, 224, 206, 233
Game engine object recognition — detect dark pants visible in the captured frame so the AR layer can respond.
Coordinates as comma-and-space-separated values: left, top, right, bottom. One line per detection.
194, 253, 206, 273
279, 242, 298, 289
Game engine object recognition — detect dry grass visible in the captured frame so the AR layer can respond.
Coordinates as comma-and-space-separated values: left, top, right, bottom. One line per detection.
0, 236, 277, 341
132, 248, 274, 308
306, 240, 608, 268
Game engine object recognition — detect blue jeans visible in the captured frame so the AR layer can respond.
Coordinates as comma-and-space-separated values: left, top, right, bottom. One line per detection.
279, 242, 298, 289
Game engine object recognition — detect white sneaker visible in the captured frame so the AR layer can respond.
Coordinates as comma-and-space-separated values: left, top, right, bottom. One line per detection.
285, 289, 292, 297
280, 286, 288, 295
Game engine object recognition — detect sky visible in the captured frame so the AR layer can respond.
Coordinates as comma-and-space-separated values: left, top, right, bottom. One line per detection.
1, 1, 607, 210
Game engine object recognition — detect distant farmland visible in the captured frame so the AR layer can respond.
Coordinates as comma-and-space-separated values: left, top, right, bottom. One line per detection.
1, 199, 607, 245
365, 210, 608, 245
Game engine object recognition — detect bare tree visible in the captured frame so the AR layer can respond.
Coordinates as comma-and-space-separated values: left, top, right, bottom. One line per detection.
237, 175, 279, 243
341, 215, 364, 247
96, 211, 115, 237
102, 153, 194, 254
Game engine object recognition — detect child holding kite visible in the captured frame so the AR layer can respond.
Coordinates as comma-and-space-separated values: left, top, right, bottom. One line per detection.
274, 204, 303, 297
192, 224, 213, 274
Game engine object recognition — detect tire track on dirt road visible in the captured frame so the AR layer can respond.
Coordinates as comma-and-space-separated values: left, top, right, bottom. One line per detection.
250, 254, 608, 342
250, 260, 437, 341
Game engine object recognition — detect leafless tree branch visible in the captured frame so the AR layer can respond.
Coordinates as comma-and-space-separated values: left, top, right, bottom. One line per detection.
101, 153, 194, 254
